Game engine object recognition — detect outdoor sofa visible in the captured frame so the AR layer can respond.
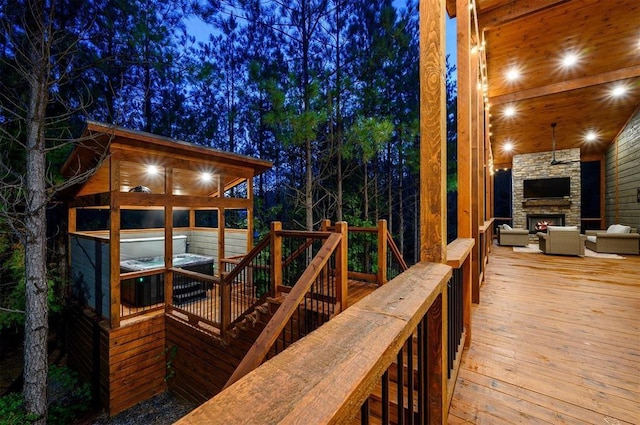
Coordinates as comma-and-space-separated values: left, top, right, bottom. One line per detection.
585, 225, 639, 255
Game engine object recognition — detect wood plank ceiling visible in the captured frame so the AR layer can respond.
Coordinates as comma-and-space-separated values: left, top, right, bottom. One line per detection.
449, 0, 640, 168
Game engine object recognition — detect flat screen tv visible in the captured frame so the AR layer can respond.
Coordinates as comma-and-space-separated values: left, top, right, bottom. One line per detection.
523, 177, 570, 199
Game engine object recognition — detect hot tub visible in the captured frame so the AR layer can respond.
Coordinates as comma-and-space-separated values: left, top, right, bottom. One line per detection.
120, 253, 215, 307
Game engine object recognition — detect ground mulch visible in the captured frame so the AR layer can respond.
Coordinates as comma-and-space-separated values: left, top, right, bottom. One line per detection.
82, 392, 196, 425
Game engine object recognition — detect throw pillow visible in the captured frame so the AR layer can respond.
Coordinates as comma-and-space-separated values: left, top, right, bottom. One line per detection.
607, 224, 630, 234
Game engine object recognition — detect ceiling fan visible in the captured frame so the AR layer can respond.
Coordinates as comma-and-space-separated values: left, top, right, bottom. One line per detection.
549, 122, 579, 165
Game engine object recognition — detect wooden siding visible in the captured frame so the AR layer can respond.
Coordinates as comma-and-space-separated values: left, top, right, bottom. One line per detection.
448, 244, 640, 424
165, 315, 246, 404
606, 109, 640, 230
189, 228, 248, 262
67, 309, 167, 416
107, 313, 167, 415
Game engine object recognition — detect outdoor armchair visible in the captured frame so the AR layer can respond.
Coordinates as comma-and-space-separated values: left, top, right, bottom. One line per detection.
537, 226, 586, 256
497, 224, 529, 247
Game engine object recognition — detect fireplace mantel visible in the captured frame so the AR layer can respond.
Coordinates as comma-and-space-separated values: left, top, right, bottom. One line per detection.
522, 199, 571, 208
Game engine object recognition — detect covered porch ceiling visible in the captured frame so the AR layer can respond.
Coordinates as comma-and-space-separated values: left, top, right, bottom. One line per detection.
448, 0, 640, 168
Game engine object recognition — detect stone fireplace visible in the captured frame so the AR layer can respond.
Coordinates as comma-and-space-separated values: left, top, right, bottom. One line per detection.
512, 148, 581, 230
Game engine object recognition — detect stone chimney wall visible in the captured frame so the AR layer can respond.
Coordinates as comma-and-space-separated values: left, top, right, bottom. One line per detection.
512, 148, 581, 229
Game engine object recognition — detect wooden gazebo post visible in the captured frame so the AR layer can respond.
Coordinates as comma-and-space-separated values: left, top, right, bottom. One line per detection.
109, 155, 121, 328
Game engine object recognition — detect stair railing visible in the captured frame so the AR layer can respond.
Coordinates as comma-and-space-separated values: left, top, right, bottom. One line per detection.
322, 219, 408, 285
223, 223, 347, 389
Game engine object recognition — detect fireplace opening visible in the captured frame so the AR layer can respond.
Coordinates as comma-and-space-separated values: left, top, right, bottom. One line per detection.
526, 214, 565, 233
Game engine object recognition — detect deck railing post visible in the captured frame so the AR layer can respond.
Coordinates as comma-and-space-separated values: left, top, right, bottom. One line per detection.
427, 293, 444, 424
221, 281, 231, 337
320, 219, 331, 231
334, 221, 348, 311
462, 254, 472, 348
377, 219, 388, 285
271, 221, 282, 294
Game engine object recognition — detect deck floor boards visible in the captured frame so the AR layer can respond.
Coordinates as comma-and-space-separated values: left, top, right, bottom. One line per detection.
448, 243, 640, 425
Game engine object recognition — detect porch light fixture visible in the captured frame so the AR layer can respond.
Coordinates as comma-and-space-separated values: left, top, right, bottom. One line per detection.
561, 52, 579, 68
584, 131, 598, 142
611, 84, 628, 98
200, 172, 213, 182
505, 67, 520, 82
146, 164, 160, 176
503, 106, 516, 117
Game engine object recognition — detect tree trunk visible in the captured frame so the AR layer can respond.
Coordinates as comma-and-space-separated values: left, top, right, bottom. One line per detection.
335, 0, 343, 222
363, 161, 369, 221
24, 4, 50, 420
302, 1, 313, 231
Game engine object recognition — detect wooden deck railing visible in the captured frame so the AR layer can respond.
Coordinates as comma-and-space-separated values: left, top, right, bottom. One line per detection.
445, 238, 474, 406
176, 261, 452, 425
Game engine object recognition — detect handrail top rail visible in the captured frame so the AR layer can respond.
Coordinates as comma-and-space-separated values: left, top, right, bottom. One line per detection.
446, 238, 475, 268
275, 230, 333, 238
479, 218, 496, 232
324, 225, 378, 233
175, 261, 451, 425
170, 267, 220, 284
120, 268, 165, 280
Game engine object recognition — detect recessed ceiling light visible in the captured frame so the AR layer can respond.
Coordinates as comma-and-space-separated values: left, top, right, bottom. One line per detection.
585, 131, 598, 142
503, 141, 514, 152
505, 67, 520, 81
504, 106, 516, 117
611, 85, 627, 97
561, 52, 579, 68
146, 165, 159, 175
200, 172, 213, 182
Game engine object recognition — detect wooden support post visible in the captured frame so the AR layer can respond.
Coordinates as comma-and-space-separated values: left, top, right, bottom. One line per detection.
109, 156, 121, 328
470, 48, 480, 304
377, 219, 388, 285
334, 221, 348, 311
218, 209, 225, 274
419, 0, 447, 264
270, 222, 282, 295
600, 158, 606, 229
165, 168, 174, 310
247, 177, 254, 250
320, 219, 331, 231
457, 0, 472, 241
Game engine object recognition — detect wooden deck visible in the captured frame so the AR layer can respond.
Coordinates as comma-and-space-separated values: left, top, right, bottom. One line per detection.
448, 243, 640, 424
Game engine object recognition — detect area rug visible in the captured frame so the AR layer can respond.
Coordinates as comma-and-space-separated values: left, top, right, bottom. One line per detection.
513, 243, 625, 259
